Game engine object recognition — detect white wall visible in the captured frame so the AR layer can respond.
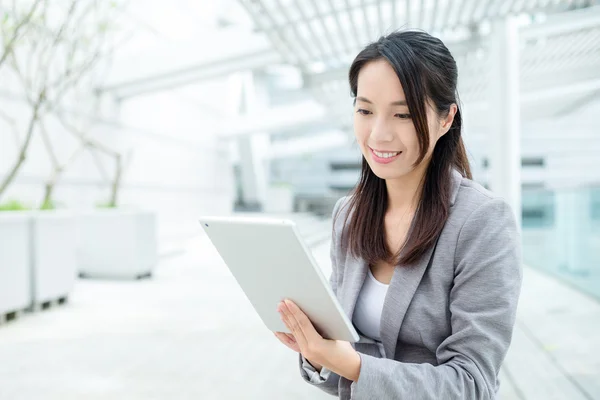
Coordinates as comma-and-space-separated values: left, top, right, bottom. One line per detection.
463, 96, 600, 189
0, 82, 235, 243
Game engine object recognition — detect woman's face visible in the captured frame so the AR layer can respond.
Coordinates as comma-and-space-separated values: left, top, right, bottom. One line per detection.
353, 59, 455, 181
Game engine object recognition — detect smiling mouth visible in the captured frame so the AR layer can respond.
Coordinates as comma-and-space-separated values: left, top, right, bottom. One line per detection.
370, 147, 402, 159
372, 150, 400, 158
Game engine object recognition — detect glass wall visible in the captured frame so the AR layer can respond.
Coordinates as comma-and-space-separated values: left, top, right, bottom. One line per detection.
522, 186, 600, 299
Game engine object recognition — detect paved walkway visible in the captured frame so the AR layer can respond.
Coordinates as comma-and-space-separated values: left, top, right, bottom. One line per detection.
501, 268, 600, 399
0, 215, 598, 399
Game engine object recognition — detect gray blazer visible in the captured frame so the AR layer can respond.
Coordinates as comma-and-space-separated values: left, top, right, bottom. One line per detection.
298, 169, 522, 399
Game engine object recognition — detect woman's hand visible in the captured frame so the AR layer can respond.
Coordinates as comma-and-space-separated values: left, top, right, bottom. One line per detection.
273, 330, 325, 371
273, 331, 301, 353
274, 299, 362, 382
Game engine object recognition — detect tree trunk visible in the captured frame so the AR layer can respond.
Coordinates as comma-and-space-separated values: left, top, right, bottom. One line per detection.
108, 154, 122, 207
0, 94, 44, 202
41, 182, 54, 208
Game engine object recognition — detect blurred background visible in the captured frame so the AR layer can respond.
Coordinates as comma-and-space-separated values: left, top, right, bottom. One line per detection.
0, 0, 599, 399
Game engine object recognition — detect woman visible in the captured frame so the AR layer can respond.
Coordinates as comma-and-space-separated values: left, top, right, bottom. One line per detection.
274, 30, 522, 399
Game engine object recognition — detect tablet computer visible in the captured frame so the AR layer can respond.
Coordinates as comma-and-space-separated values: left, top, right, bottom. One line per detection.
199, 215, 360, 343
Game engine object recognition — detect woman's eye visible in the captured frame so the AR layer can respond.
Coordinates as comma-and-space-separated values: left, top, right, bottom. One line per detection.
395, 113, 411, 119
356, 109, 371, 115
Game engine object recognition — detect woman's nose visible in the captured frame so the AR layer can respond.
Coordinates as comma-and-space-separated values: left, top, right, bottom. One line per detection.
370, 119, 395, 142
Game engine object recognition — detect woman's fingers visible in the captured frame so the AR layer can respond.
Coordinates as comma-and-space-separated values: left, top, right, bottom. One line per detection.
274, 332, 300, 352
285, 300, 320, 339
279, 299, 320, 346
283, 333, 296, 343
275, 331, 296, 343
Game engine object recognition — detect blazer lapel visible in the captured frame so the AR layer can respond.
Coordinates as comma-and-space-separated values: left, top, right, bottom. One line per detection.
338, 236, 438, 359
379, 241, 438, 358
379, 168, 461, 358
339, 252, 368, 322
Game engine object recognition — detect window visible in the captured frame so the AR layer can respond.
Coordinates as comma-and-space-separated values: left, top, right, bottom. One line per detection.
481, 157, 545, 168
330, 162, 361, 171
521, 157, 545, 167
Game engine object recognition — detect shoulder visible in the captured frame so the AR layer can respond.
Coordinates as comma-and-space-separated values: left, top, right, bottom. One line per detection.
450, 179, 522, 283
451, 176, 515, 226
455, 176, 497, 208
332, 195, 351, 217
331, 195, 351, 235
331, 194, 359, 224
330, 195, 360, 251
450, 177, 520, 257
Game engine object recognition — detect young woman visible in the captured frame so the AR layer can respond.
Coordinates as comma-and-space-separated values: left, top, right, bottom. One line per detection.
274, 30, 522, 399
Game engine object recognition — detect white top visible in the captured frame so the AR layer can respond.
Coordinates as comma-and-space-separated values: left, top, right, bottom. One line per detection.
351, 267, 389, 341
302, 268, 390, 383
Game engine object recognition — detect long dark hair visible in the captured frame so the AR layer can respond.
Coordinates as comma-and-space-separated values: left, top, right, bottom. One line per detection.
339, 30, 472, 267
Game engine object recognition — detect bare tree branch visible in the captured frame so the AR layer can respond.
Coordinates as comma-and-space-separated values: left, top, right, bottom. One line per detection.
0, 89, 44, 198
54, 108, 125, 207
1, 0, 128, 205
0, 107, 20, 149
41, 137, 86, 208
8, 48, 34, 103
0, 0, 42, 68
38, 116, 59, 168
34, 0, 78, 95
89, 146, 111, 182
54, 109, 118, 157
109, 153, 122, 207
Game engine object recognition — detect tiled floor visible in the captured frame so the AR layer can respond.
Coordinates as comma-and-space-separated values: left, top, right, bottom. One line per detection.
0, 222, 332, 400
0, 216, 598, 399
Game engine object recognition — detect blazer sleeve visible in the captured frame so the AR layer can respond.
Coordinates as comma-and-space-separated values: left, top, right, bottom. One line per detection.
349, 197, 523, 400
298, 196, 346, 397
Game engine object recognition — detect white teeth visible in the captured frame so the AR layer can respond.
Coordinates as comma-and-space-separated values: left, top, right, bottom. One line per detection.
374, 150, 400, 158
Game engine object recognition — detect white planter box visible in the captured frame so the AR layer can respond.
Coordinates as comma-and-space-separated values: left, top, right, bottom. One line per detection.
30, 211, 77, 305
77, 209, 158, 279
0, 214, 31, 315
265, 186, 295, 213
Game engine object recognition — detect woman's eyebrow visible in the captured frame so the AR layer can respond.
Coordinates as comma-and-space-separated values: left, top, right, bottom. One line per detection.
356, 96, 407, 106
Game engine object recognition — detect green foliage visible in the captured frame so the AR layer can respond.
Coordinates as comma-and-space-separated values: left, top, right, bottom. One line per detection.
0, 199, 31, 211
39, 200, 56, 210
96, 201, 117, 209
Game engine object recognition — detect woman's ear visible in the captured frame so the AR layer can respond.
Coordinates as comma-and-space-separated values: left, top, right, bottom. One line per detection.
440, 104, 457, 136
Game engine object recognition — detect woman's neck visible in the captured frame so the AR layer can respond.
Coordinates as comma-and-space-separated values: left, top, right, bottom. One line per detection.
385, 162, 428, 215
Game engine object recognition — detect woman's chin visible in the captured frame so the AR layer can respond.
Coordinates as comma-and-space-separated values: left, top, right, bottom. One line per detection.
370, 167, 401, 181
367, 162, 411, 181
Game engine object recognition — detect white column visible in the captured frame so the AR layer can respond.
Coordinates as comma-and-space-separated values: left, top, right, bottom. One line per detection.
237, 135, 269, 209
489, 17, 522, 228
235, 71, 270, 210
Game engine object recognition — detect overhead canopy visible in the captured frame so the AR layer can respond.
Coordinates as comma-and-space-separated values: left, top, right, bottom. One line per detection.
99, 0, 600, 138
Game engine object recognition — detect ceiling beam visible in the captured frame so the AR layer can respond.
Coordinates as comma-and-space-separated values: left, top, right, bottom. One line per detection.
266, 131, 350, 160
521, 4, 600, 38
219, 102, 329, 138
97, 48, 281, 100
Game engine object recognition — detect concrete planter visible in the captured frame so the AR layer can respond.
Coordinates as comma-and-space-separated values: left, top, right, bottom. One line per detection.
77, 209, 158, 279
0, 214, 31, 317
29, 211, 77, 306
